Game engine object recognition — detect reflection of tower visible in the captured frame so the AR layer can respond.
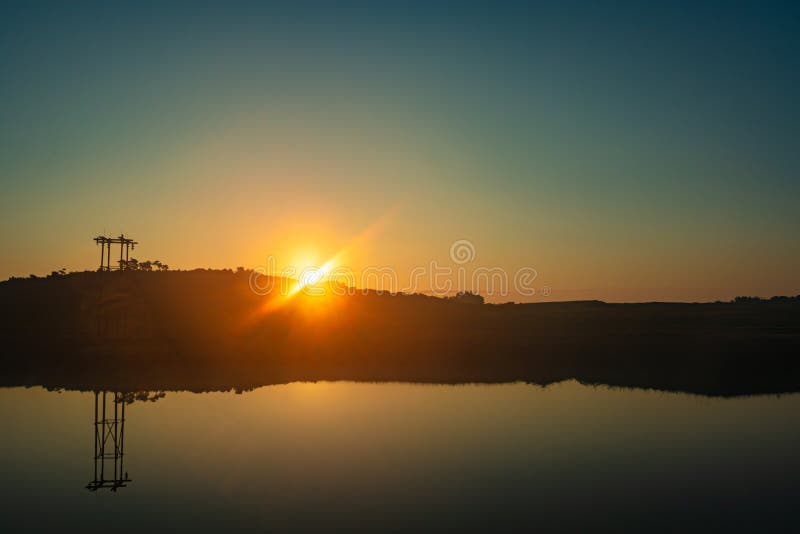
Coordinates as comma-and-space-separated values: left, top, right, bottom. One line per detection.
87, 392, 131, 491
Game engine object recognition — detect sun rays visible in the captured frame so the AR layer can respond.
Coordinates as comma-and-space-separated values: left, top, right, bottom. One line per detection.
248, 205, 401, 319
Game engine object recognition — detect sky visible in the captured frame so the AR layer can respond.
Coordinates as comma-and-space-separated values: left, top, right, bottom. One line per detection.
1, 1, 798, 301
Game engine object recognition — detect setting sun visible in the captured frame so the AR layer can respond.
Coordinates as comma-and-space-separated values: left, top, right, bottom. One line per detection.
298, 268, 325, 289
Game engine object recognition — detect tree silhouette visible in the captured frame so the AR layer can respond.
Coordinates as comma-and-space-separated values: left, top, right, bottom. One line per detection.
119, 258, 168, 271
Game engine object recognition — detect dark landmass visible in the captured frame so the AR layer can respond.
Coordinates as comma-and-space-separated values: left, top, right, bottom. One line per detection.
1, 270, 799, 397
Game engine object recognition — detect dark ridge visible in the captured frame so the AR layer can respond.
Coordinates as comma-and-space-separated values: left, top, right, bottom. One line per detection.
1, 270, 799, 397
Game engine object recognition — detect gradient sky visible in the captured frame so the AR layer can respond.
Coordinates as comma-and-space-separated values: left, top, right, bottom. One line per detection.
1, 1, 798, 301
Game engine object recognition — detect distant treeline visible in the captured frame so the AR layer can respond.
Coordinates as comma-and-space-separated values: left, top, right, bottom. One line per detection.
7, 266, 798, 304
733, 295, 800, 303
1, 269, 799, 397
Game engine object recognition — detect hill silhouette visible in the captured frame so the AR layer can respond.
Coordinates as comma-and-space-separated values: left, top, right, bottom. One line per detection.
1, 269, 799, 397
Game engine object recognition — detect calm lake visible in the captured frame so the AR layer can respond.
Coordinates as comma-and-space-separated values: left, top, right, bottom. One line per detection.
1, 381, 799, 532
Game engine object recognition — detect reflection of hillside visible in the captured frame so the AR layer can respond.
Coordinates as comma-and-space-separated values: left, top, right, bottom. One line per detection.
1, 271, 799, 397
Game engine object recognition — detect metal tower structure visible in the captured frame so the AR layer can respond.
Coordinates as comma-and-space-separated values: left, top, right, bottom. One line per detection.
94, 234, 138, 271
86, 391, 131, 491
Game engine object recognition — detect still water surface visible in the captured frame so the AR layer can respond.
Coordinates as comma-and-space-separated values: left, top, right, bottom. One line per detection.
1, 381, 799, 532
